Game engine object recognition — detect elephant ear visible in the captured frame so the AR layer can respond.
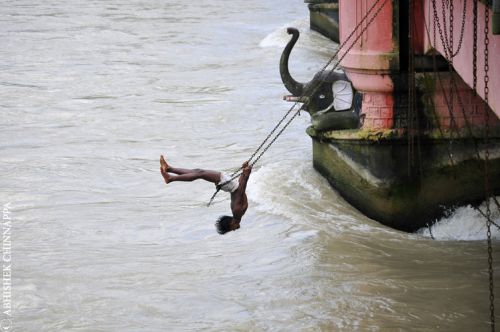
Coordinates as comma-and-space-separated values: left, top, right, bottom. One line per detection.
332, 80, 353, 111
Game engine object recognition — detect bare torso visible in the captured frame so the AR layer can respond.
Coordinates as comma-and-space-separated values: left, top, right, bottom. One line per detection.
230, 189, 248, 221
229, 167, 251, 221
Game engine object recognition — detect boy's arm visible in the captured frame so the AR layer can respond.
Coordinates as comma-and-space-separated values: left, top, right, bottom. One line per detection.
237, 163, 252, 193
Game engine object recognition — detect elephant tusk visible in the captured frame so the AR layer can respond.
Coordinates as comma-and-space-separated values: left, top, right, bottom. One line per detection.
283, 95, 309, 103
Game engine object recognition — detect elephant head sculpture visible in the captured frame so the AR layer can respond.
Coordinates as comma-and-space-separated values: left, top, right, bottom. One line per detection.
280, 27, 360, 131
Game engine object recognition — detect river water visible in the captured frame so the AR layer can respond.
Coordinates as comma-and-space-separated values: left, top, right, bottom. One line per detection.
1, 0, 500, 331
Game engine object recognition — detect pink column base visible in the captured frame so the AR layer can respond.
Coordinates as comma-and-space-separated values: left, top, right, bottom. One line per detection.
360, 92, 394, 129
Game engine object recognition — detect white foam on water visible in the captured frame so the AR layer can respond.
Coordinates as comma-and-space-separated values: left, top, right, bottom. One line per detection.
246, 158, 392, 238
259, 19, 310, 48
247, 160, 324, 221
249, 159, 500, 243
259, 18, 337, 56
284, 229, 319, 241
417, 199, 500, 241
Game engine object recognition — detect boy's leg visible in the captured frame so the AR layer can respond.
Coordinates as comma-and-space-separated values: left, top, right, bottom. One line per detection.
160, 155, 203, 175
160, 155, 221, 185
168, 167, 200, 175
168, 169, 221, 184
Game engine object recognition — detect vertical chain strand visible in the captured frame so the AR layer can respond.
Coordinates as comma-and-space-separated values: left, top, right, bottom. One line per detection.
448, 0, 454, 136
408, 0, 414, 174
483, 2, 495, 331
473, 0, 478, 92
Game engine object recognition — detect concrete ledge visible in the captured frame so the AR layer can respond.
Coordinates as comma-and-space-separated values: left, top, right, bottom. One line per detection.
307, 1, 339, 43
310, 132, 500, 231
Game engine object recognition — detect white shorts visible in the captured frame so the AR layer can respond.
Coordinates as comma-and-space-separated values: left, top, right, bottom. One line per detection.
218, 173, 239, 193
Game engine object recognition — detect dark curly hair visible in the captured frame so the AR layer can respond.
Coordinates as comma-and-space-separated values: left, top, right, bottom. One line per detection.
215, 215, 233, 235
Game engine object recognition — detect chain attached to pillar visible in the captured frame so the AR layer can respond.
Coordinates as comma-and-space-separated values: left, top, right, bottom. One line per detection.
473, 0, 478, 92
483, 2, 495, 330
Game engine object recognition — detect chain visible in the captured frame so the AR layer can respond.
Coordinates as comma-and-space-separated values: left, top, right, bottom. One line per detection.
431, 0, 467, 59
449, 0, 454, 56
454, 0, 467, 57
426, 3, 495, 326
425, 0, 498, 232
448, 0, 455, 140
487, 218, 495, 332
483, 2, 495, 330
424, 5, 455, 166
432, 0, 463, 137
427, 223, 435, 240
433, 1, 437, 49
207, 0, 389, 206
408, 0, 413, 173
438, 0, 451, 58
473, 0, 478, 92
408, 0, 418, 175
444, 0, 467, 57
475, 205, 500, 230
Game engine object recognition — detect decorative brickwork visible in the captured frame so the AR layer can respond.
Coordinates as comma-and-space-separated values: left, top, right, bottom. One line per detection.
426, 73, 500, 130
360, 92, 394, 129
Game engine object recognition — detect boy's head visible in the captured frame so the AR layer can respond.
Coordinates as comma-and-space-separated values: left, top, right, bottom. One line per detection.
215, 215, 240, 235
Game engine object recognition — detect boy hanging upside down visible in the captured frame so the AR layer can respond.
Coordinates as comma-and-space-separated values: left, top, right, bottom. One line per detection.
160, 155, 252, 235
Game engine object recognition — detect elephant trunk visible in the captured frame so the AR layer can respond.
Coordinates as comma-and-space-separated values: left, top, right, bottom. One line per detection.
280, 28, 306, 97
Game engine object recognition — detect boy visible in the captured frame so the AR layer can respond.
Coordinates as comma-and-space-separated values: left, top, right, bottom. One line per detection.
160, 155, 252, 234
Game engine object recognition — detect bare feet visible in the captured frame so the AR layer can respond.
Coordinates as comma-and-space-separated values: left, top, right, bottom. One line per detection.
160, 167, 170, 184
160, 155, 170, 184
160, 155, 170, 172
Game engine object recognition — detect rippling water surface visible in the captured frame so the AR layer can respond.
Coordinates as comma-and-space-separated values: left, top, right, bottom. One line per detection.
1, 1, 500, 331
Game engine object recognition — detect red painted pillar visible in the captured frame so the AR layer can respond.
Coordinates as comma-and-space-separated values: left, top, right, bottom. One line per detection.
338, 0, 397, 129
